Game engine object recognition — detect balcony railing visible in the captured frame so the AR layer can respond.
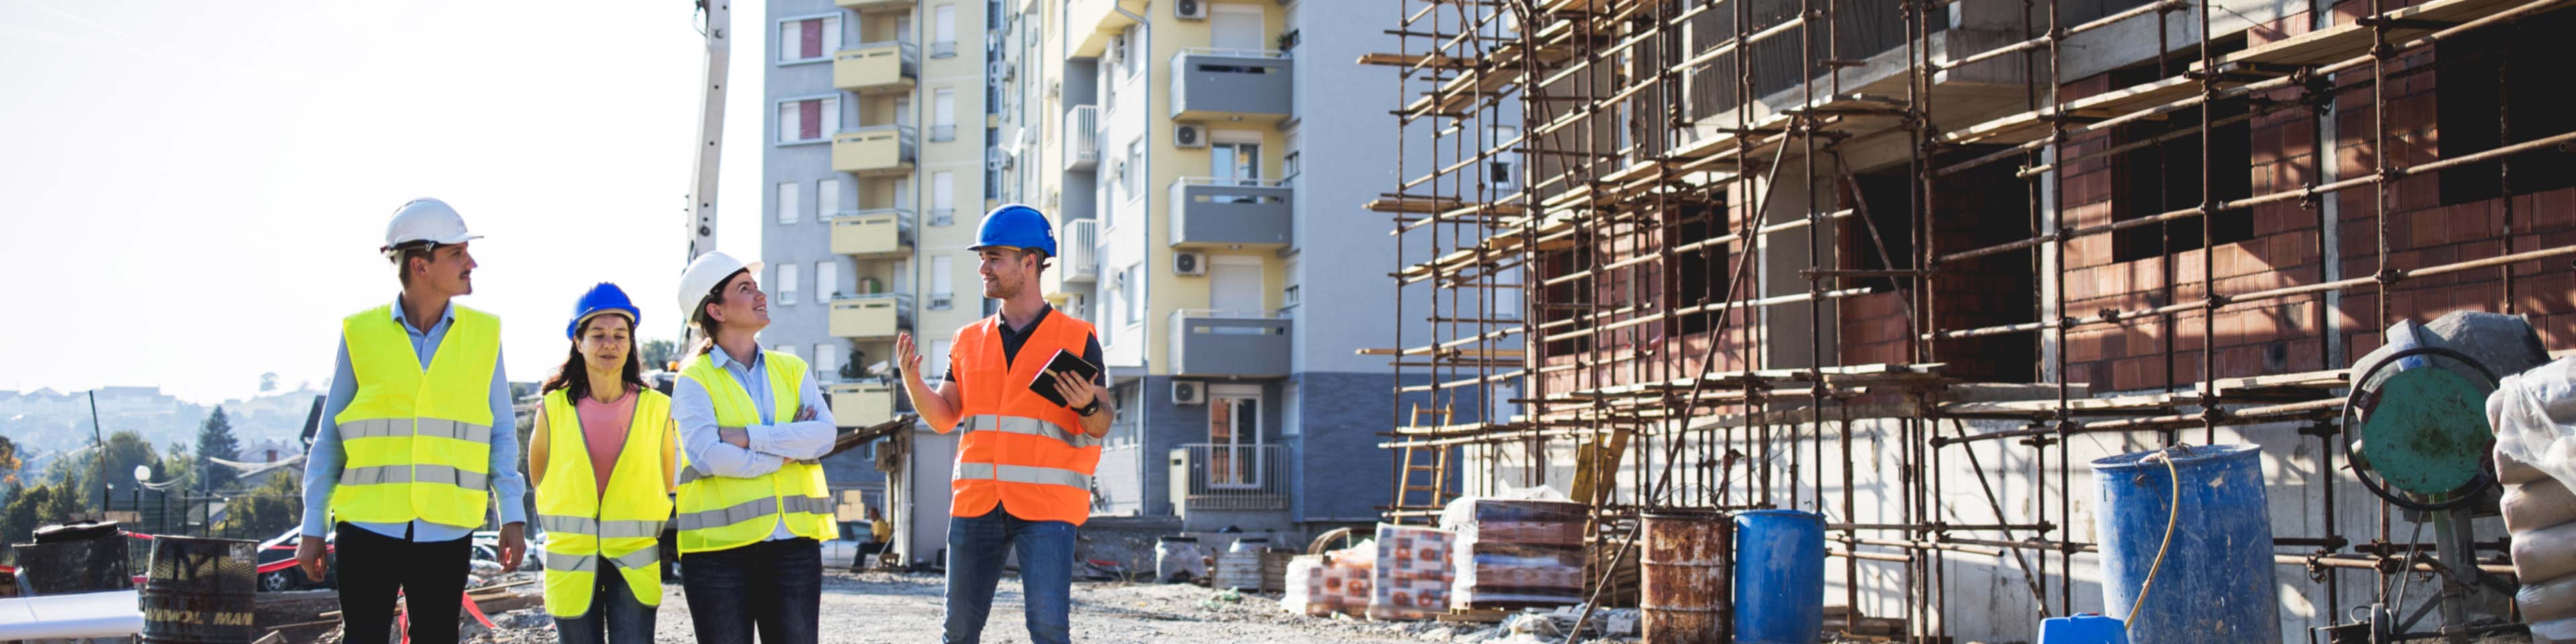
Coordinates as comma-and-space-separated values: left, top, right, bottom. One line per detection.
829, 292, 916, 339
836, 0, 915, 13
832, 125, 918, 176
930, 124, 957, 142
1169, 309, 1290, 378
1065, 105, 1100, 171
1169, 48, 1292, 120
833, 41, 919, 94
1169, 176, 1291, 248
828, 209, 916, 258
1060, 219, 1099, 282
1168, 443, 1287, 511
825, 381, 905, 427
930, 40, 957, 58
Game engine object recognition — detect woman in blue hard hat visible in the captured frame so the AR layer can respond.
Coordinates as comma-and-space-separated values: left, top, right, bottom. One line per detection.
527, 283, 679, 644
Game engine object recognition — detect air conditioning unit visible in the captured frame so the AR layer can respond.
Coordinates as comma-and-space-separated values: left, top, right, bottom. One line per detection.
1173, 123, 1208, 148
1171, 380, 1205, 405
987, 150, 1014, 171
1106, 36, 1126, 64
991, 60, 1016, 80
1175, 0, 1208, 19
1173, 252, 1207, 276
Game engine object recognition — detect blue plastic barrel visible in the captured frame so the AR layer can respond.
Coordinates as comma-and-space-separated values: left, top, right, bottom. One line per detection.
1732, 510, 1824, 644
2091, 444, 2279, 644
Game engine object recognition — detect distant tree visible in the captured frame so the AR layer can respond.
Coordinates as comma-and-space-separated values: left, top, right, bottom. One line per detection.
66, 431, 161, 509
164, 441, 197, 490
641, 339, 679, 371
0, 435, 20, 486
260, 373, 280, 393
840, 345, 869, 380
0, 483, 43, 543
195, 408, 240, 492
221, 472, 302, 539
38, 483, 80, 527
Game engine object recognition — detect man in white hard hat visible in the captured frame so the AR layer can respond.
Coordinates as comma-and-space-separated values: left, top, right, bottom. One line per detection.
297, 198, 529, 644
667, 251, 839, 644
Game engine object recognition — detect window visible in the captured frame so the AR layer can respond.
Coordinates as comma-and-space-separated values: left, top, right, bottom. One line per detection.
896, 15, 913, 43
895, 95, 914, 127
776, 96, 841, 144
816, 260, 838, 301
1123, 27, 1141, 78
986, 167, 1000, 201
2438, 13, 2576, 205
816, 178, 841, 219
932, 5, 957, 56
777, 264, 801, 305
896, 176, 914, 211
930, 255, 955, 303
1674, 202, 1726, 335
1124, 263, 1142, 325
777, 15, 842, 64
813, 343, 837, 379
2111, 100, 2253, 262
1281, 151, 1301, 187
932, 89, 957, 141
1490, 126, 1521, 192
1123, 140, 1144, 199
932, 172, 956, 223
777, 182, 801, 225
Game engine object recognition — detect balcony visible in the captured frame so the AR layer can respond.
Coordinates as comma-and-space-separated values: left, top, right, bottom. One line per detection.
1067, 0, 1145, 55
826, 381, 903, 427
832, 125, 916, 176
828, 209, 916, 258
1169, 178, 1291, 249
1064, 105, 1099, 171
1169, 49, 1292, 121
1059, 219, 1099, 283
829, 292, 916, 339
836, 0, 914, 11
929, 123, 956, 142
1168, 310, 1290, 378
1167, 444, 1287, 512
833, 42, 918, 94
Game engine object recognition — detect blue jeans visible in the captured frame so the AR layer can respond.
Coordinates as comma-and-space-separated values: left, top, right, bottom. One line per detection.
553, 568, 656, 644
942, 508, 1075, 644
680, 537, 822, 644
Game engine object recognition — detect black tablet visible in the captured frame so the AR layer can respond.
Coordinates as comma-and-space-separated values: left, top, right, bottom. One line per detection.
1026, 347, 1102, 408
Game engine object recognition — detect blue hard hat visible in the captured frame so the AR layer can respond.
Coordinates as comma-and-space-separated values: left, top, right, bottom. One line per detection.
568, 282, 641, 339
969, 203, 1056, 258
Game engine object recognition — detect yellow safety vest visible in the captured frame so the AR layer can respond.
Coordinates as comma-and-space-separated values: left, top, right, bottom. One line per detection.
536, 388, 674, 618
674, 351, 838, 553
329, 303, 501, 529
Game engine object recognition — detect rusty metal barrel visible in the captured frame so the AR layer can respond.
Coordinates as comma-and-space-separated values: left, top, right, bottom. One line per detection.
1640, 511, 1730, 644
138, 535, 258, 644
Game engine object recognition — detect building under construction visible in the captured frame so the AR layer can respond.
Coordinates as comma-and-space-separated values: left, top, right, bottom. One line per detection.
1366, 0, 2576, 639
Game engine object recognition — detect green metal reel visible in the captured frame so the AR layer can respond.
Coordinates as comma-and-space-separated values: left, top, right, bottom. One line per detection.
2356, 367, 2494, 496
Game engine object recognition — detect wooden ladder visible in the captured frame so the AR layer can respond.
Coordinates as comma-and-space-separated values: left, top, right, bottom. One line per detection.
1387, 404, 1456, 525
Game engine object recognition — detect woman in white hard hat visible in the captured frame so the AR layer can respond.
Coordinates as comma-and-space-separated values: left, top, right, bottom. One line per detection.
666, 252, 837, 644
527, 283, 678, 644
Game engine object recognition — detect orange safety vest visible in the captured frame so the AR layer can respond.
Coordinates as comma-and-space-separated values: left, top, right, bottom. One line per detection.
942, 312, 1102, 525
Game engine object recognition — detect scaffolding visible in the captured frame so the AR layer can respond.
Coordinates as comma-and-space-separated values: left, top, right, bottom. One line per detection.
1368, 0, 2576, 639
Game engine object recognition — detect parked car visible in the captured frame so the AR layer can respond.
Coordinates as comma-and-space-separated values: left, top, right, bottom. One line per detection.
254, 527, 336, 592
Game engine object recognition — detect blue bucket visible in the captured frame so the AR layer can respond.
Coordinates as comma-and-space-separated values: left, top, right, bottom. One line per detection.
2090, 444, 2279, 644
1732, 510, 1824, 644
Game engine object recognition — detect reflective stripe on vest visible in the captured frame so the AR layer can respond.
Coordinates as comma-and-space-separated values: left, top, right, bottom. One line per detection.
951, 462, 1090, 489
339, 464, 489, 490
338, 418, 494, 442
962, 414, 1101, 448
538, 515, 666, 539
544, 550, 598, 574
672, 495, 835, 531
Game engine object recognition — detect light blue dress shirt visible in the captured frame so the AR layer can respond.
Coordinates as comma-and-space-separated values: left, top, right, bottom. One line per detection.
669, 343, 838, 541
299, 298, 527, 541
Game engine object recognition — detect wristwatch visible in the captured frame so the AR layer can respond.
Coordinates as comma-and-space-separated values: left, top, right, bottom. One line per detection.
1074, 399, 1103, 417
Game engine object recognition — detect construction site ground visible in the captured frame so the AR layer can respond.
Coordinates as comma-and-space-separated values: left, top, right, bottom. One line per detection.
458, 569, 1527, 644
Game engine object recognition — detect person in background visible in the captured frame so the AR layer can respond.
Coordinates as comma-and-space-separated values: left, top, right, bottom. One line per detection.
669, 252, 839, 644
529, 283, 676, 644
297, 198, 527, 644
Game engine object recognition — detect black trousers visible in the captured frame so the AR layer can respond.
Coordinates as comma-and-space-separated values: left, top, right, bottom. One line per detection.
335, 523, 472, 644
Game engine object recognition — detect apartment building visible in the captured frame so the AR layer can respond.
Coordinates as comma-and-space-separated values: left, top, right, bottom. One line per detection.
761, 0, 991, 563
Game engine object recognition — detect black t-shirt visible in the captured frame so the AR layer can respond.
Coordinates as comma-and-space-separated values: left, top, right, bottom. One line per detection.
945, 305, 1108, 388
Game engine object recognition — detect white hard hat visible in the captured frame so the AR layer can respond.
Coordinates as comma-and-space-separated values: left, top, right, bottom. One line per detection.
382, 198, 482, 251
678, 251, 762, 321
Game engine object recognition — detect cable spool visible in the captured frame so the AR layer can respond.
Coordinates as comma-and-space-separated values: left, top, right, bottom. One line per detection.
2340, 345, 2503, 512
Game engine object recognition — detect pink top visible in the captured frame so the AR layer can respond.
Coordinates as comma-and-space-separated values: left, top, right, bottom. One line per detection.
573, 387, 639, 495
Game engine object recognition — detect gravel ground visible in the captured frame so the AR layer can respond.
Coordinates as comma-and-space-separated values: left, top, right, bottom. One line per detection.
463, 570, 1482, 644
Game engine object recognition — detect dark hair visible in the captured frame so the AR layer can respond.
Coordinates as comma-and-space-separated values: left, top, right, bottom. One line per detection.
543, 314, 645, 400
390, 243, 441, 287
689, 268, 750, 356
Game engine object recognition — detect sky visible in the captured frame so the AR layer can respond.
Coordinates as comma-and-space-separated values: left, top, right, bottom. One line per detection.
0, 0, 771, 404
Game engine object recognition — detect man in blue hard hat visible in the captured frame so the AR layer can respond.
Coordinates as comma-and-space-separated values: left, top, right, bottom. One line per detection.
896, 204, 1112, 644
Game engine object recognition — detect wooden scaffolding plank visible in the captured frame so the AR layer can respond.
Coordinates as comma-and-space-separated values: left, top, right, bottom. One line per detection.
2201, 0, 2533, 70
1939, 76, 2199, 147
